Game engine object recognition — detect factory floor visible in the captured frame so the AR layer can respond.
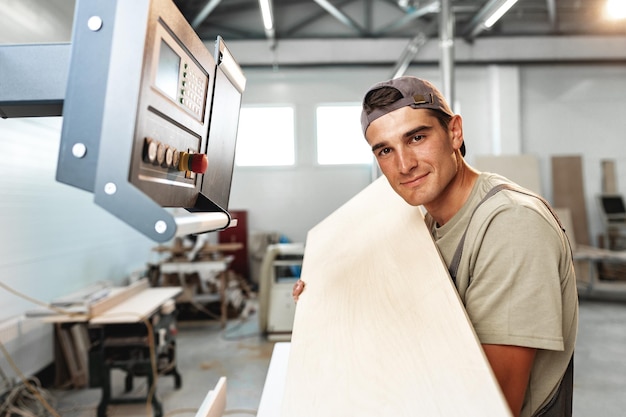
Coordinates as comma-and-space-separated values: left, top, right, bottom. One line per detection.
49, 293, 626, 417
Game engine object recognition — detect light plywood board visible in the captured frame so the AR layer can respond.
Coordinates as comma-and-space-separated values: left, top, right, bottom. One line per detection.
281, 176, 511, 417
474, 154, 542, 195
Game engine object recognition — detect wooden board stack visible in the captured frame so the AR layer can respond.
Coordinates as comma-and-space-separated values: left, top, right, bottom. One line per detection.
281, 176, 511, 417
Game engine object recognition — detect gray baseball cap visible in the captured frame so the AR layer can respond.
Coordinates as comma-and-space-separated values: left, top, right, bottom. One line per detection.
360, 76, 464, 156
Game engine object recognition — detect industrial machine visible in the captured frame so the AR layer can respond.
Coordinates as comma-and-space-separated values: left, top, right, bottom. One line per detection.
258, 243, 304, 341
0, 0, 246, 242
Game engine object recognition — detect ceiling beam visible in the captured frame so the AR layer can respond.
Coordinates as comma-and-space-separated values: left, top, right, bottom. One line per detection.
375, 0, 439, 35
221, 36, 626, 66
390, 32, 427, 78
284, 0, 353, 36
191, 0, 224, 28
312, 0, 366, 35
461, 0, 518, 40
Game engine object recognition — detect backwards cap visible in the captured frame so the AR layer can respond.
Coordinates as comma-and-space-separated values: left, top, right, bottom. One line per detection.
361, 76, 454, 134
360, 76, 464, 156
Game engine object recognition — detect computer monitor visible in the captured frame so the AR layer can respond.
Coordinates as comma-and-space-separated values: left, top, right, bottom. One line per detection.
598, 194, 626, 223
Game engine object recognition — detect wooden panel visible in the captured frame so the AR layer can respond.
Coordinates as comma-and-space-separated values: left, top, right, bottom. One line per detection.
257, 343, 290, 416
56, 324, 87, 388
89, 278, 149, 317
552, 155, 590, 245
281, 177, 511, 417
474, 154, 542, 195
90, 287, 181, 324
0, 118, 156, 325
602, 159, 617, 194
195, 377, 227, 417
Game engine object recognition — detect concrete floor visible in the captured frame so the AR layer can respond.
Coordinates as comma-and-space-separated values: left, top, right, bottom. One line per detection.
49, 294, 626, 417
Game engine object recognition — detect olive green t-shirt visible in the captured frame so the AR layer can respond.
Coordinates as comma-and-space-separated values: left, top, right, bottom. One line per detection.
425, 172, 578, 417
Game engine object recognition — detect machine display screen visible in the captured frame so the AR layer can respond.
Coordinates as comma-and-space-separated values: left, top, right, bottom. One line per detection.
155, 40, 180, 100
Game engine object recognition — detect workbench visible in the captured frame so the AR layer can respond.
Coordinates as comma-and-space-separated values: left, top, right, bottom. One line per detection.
41, 280, 182, 417
159, 257, 233, 326
573, 244, 626, 295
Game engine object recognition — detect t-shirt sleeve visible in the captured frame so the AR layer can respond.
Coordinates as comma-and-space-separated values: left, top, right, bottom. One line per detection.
464, 204, 565, 351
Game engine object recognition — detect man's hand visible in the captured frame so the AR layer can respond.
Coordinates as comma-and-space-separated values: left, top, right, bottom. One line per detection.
292, 279, 305, 302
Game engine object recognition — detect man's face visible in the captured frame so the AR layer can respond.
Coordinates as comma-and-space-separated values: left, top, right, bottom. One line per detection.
365, 107, 463, 207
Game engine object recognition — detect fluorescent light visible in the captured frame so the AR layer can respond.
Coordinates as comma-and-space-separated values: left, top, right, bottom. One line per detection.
605, 0, 626, 20
484, 0, 518, 28
259, 0, 274, 31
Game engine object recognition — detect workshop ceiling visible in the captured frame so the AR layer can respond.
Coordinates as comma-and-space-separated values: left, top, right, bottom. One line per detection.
174, 0, 626, 43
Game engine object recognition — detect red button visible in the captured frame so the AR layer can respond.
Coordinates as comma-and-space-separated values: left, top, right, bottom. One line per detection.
189, 153, 208, 174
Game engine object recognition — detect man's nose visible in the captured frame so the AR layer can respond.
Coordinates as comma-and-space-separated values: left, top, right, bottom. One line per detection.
396, 148, 417, 173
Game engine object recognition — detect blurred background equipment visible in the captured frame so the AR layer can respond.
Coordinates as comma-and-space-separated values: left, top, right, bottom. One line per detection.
258, 243, 304, 341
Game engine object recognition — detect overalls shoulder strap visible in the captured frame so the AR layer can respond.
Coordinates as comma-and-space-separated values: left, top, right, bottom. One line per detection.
447, 183, 566, 283
446, 182, 573, 417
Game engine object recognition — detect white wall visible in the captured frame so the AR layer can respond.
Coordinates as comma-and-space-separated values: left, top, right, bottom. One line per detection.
228, 65, 495, 243
521, 64, 626, 246
229, 63, 625, 246
0, 117, 156, 320
229, 65, 495, 243
1, 49, 624, 382
2, 63, 621, 311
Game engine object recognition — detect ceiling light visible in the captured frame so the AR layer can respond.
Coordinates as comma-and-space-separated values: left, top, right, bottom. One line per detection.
605, 0, 626, 20
259, 0, 274, 31
484, 0, 518, 28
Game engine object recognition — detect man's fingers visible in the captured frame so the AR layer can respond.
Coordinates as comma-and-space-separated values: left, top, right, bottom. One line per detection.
292, 279, 305, 302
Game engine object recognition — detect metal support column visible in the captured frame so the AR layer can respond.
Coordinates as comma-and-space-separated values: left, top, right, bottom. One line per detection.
439, 0, 455, 108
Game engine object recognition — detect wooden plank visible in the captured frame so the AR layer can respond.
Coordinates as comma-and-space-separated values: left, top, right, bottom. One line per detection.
70, 323, 90, 387
602, 159, 617, 194
552, 155, 591, 245
281, 177, 511, 417
257, 343, 290, 417
474, 154, 543, 195
89, 278, 150, 317
90, 287, 181, 324
194, 377, 227, 417
56, 324, 87, 388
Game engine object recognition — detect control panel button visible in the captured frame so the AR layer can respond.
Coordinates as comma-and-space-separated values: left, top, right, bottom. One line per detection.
189, 153, 208, 174
171, 148, 180, 168
143, 138, 158, 163
177, 151, 207, 174
178, 151, 190, 172
156, 142, 166, 165
164, 147, 174, 167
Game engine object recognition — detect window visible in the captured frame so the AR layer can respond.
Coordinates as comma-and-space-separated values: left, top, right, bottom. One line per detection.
316, 105, 373, 165
236, 106, 295, 166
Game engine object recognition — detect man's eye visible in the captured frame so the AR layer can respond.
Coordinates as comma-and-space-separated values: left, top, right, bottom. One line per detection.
377, 147, 391, 157
412, 135, 425, 142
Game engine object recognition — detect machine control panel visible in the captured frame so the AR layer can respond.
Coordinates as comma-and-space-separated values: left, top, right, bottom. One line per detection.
48, 0, 245, 241
128, 9, 218, 207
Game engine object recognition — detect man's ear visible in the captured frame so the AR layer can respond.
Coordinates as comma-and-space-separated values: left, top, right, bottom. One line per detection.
449, 114, 464, 150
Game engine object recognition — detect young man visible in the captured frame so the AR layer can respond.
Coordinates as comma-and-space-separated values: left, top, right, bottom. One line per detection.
294, 76, 578, 417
